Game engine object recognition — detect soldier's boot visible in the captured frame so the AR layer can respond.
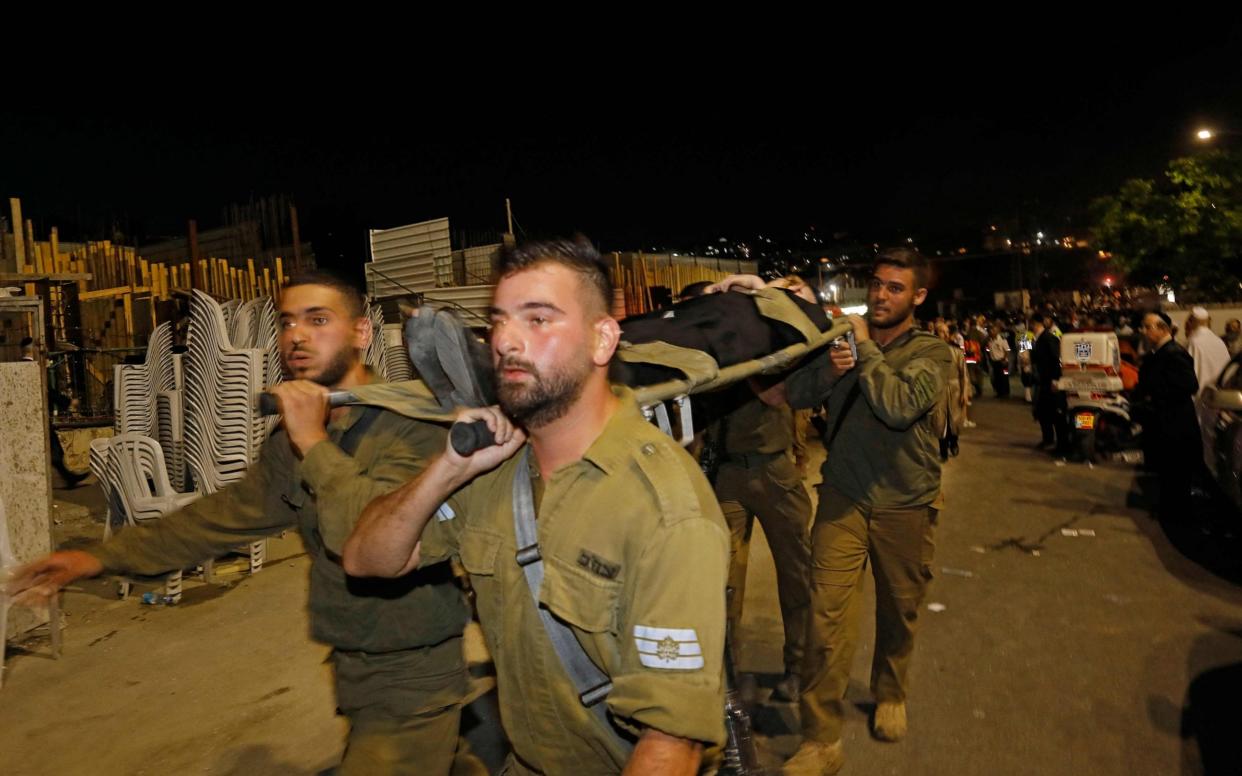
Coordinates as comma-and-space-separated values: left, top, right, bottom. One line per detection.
770, 671, 801, 703
872, 701, 907, 742
781, 740, 845, 776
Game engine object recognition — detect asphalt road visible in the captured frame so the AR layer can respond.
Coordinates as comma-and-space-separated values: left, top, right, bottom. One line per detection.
3, 393, 1240, 775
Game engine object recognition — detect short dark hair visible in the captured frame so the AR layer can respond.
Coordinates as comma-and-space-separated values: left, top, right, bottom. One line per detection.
283, 271, 367, 318
499, 236, 614, 315
679, 280, 713, 300
19, 336, 34, 348
873, 247, 929, 290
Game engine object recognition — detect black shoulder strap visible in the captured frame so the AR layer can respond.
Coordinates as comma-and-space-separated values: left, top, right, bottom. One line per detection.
337, 405, 382, 456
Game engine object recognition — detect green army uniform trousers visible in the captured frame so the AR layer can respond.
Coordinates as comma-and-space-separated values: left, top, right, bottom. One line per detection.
333, 636, 468, 776
716, 454, 812, 673
800, 486, 938, 744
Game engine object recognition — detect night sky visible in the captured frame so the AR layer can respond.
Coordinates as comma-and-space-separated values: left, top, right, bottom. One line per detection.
5, 24, 1240, 279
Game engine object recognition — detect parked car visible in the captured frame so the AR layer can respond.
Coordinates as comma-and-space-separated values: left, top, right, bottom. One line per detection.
1200, 351, 1242, 514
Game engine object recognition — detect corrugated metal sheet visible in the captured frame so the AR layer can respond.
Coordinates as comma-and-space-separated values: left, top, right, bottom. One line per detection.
421, 285, 496, 327
462, 244, 501, 285
365, 256, 437, 298
367, 218, 452, 296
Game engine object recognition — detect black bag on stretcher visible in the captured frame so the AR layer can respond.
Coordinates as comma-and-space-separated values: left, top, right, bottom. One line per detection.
611, 286, 834, 388
608, 286, 839, 438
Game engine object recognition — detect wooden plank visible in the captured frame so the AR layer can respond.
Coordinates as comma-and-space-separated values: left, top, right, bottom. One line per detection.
247, 258, 257, 300
78, 284, 150, 301
101, 241, 112, 289
0, 272, 92, 282
9, 198, 26, 274
275, 257, 284, 295
290, 205, 303, 273
49, 227, 61, 273
123, 293, 134, 339
24, 220, 37, 273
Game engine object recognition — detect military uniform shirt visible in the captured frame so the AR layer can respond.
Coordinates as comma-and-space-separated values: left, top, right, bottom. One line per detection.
420, 385, 730, 775
92, 393, 469, 654
785, 329, 953, 509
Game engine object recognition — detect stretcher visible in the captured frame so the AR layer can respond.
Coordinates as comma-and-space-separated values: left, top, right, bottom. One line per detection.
258, 286, 852, 450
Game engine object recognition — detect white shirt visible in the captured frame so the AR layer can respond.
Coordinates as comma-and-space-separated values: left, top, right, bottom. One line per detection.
988, 335, 1010, 362
1186, 326, 1231, 394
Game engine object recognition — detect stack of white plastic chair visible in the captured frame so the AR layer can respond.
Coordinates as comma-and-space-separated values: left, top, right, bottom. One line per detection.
365, 304, 389, 377
91, 433, 200, 601
90, 438, 125, 541
183, 290, 271, 573
113, 360, 154, 435
155, 389, 186, 492
377, 323, 413, 382
229, 297, 283, 436
219, 298, 239, 333
113, 323, 175, 436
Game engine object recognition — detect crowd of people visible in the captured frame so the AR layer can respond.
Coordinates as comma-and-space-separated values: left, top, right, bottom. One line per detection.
925, 300, 1239, 529
6, 239, 1239, 775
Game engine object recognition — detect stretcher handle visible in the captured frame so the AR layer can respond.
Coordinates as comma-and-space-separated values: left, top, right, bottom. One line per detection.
450, 420, 497, 456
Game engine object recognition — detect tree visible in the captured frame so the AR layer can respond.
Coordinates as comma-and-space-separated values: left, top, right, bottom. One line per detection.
1091, 150, 1242, 301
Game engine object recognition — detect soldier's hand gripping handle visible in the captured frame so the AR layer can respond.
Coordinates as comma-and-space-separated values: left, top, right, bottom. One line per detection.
450, 420, 496, 456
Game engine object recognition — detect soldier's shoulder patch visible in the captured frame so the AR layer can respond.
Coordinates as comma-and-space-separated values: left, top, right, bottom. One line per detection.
633, 625, 704, 670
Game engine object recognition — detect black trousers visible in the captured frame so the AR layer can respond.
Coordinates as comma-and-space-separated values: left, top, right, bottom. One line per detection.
989, 361, 1010, 398
1035, 387, 1068, 449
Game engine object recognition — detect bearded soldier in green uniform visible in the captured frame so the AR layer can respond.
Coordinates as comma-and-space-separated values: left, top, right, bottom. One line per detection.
346, 238, 731, 775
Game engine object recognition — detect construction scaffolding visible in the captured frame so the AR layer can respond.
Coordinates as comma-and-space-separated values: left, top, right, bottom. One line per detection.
364, 217, 757, 324
1, 198, 300, 420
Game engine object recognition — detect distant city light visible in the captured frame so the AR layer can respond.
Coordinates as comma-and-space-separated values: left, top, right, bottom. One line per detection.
1197, 128, 1214, 141
1036, 231, 1045, 239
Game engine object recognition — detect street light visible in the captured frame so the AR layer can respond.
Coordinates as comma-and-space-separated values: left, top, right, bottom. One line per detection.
1195, 127, 1240, 142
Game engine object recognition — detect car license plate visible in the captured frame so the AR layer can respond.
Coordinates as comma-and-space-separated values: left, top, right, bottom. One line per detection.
1075, 413, 1096, 430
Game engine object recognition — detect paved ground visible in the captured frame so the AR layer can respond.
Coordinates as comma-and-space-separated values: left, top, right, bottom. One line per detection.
2, 393, 1240, 775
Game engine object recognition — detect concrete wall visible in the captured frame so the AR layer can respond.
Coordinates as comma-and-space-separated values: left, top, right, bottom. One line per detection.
1, 361, 53, 639
1166, 305, 1242, 340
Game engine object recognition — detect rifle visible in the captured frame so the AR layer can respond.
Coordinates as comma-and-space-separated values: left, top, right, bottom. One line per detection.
720, 588, 764, 775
